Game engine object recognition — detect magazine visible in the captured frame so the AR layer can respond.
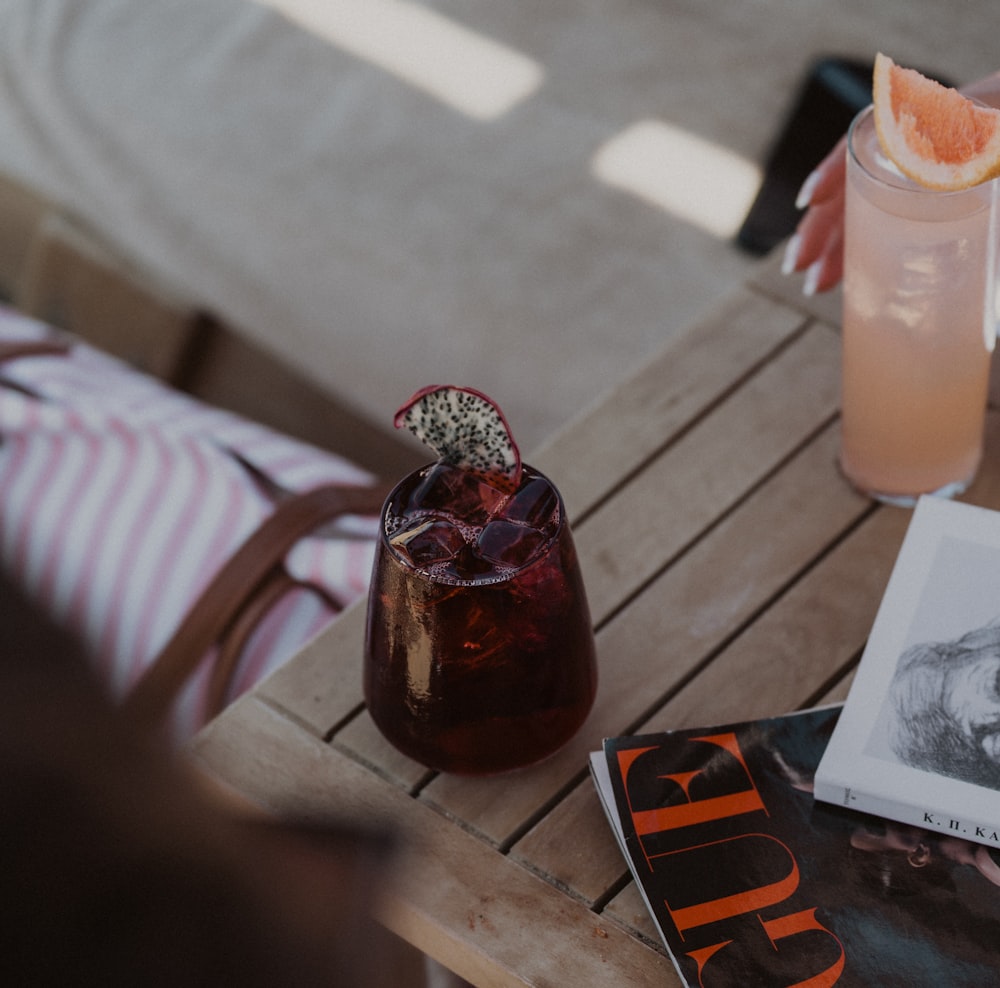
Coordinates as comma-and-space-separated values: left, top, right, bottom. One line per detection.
592, 706, 1000, 987
814, 496, 1000, 849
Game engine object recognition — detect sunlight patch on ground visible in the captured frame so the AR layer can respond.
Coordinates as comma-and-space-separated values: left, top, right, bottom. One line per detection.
592, 119, 762, 239
257, 0, 544, 120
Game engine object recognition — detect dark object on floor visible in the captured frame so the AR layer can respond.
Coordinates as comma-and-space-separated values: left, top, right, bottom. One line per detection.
736, 56, 873, 255
736, 56, 955, 256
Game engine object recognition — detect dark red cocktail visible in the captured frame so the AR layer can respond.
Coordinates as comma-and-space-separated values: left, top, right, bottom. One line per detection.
363, 461, 597, 774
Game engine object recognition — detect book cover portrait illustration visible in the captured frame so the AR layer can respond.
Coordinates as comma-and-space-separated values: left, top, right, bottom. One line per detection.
816, 497, 1000, 845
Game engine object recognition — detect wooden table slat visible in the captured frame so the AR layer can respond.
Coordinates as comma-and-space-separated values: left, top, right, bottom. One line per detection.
191, 696, 675, 988
641, 505, 911, 736
532, 287, 808, 518
577, 322, 841, 621
255, 600, 367, 736
601, 880, 670, 958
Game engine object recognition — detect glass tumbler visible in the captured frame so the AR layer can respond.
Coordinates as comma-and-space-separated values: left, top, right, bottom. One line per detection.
363, 462, 598, 775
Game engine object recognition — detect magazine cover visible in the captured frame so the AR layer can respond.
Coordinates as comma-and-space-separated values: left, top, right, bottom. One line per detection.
815, 496, 1000, 847
592, 707, 1000, 987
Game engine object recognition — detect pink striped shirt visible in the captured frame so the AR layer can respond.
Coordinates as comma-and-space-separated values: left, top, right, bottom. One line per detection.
0, 305, 380, 741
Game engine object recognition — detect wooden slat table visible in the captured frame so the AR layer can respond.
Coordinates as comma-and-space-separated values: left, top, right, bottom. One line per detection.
190, 254, 1000, 986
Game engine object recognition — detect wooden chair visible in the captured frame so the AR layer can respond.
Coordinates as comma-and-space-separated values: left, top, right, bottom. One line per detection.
0, 169, 422, 480
0, 168, 471, 985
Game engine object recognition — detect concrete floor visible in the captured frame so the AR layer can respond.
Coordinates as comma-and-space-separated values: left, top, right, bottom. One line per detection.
255, 0, 1000, 454
4, 1, 1000, 458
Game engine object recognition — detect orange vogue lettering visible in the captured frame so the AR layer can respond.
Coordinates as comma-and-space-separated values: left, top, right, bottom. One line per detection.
665, 833, 800, 933
687, 909, 845, 988
615, 730, 847, 986
617, 733, 767, 835
761, 910, 845, 988
686, 940, 730, 981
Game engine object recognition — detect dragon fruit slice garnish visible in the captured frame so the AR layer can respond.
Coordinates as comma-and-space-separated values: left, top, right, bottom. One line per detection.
394, 385, 523, 494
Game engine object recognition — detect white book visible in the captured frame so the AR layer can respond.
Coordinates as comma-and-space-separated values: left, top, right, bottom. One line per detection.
815, 495, 1000, 849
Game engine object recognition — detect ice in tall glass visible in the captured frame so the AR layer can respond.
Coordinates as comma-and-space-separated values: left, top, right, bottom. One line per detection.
840, 106, 997, 504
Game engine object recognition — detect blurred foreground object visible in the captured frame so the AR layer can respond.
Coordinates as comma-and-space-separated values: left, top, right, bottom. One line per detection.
0, 574, 403, 987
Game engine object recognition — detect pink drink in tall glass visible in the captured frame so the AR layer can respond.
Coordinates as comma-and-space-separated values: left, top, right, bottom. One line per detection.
364, 461, 597, 775
840, 106, 997, 504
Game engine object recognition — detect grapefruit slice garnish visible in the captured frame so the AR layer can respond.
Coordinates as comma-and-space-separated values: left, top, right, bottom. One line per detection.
872, 52, 1000, 191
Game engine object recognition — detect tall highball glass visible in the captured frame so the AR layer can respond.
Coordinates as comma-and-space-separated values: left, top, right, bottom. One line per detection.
840, 105, 999, 505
